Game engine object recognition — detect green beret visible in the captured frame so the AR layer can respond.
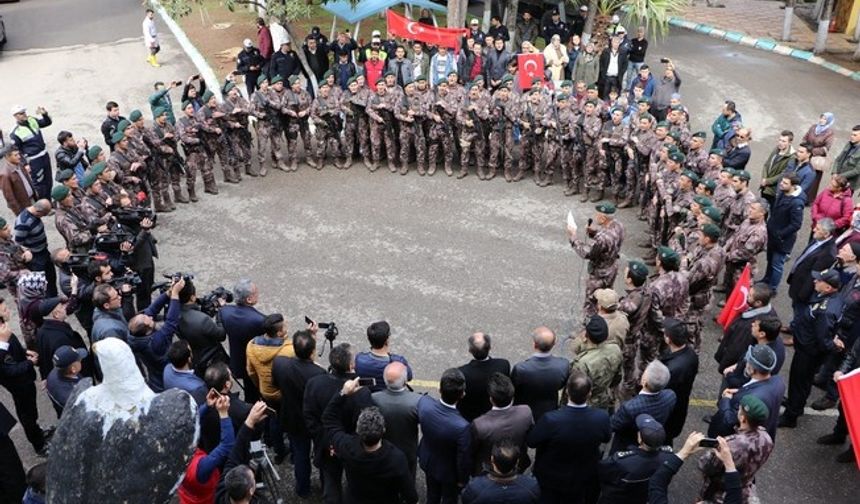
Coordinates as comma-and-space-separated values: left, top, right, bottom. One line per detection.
319, 80, 331, 88
288, 75, 301, 85
702, 206, 722, 223
90, 161, 106, 177
0, 217, 6, 228
702, 223, 721, 241
693, 195, 712, 207
585, 99, 598, 107
181, 100, 194, 111
655, 121, 670, 129
111, 131, 125, 144
667, 130, 682, 142
224, 81, 236, 93
636, 97, 651, 104
595, 203, 616, 215
586, 84, 597, 91
153, 106, 167, 118
117, 119, 130, 133
447, 69, 458, 76
657, 246, 680, 267
734, 170, 751, 181
82, 172, 98, 189
709, 148, 725, 157
269, 75, 283, 86
472, 75, 485, 82
385, 70, 396, 77
415, 74, 427, 82
347, 76, 358, 85
722, 167, 736, 177
557, 93, 569, 102
681, 170, 699, 183
404, 80, 415, 88
436, 78, 447, 86
323, 70, 334, 80
610, 107, 624, 116
702, 179, 717, 192
51, 185, 71, 202
561, 80, 573, 87
129, 109, 143, 122
740, 395, 769, 423
376, 77, 386, 85
692, 131, 707, 139
670, 104, 683, 111
668, 151, 686, 164
55, 169, 74, 183
627, 260, 649, 281
87, 145, 102, 160
257, 74, 269, 86
501, 75, 514, 85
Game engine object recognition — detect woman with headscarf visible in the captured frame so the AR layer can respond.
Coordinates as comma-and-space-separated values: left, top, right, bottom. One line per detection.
16, 271, 47, 348
543, 34, 568, 86
802, 112, 836, 202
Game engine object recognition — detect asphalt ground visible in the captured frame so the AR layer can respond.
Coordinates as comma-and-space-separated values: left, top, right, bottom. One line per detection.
1, 2, 859, 502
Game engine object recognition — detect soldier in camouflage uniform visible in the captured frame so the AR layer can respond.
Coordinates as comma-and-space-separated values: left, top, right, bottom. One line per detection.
721, 200, 768, 297
0, 216, 31, 299
177, 101, 213, 197
619, 261, 653, 399
580, 100, 604, 202
712, 165, 736, 218
341, 77, 368, 169
538, 93, 567, 188
152, 107, 189, 205
686, 224, 725, 350
136, 108, 176, 211
642, 247, 689, 374
620, 114, 656, 208
309, 81, 344, 169
567, 203, 626, 320
457, 84, 490, 179
723, 170, 758, 244
686, 132, 710, 177
107, 132, 146, 196
249, 75, 275, 176
283, 76, 318, 171
220, 82, 252, 180
52, 186, 95, 254
267, 76, 290, 170
396, 80, 428, 176
366, 79, 398, 173
515, 89, 545, 182
427, 80, 457, 177
196, 90, 236, 183
668, 106, 692, 152
599, 107, 630, 202
569, 315, 623, 412
487, 80, 518, 182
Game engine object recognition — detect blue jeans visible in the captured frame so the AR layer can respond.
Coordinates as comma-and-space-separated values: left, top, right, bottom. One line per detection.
762, 246, 789, 291
624, 61, 645, 91
288, 434, 312, 497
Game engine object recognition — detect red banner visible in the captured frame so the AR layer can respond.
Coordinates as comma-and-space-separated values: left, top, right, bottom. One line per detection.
386, 10, 468, 49
716, 264, 751, 330
836, 368, 860, 470
517, 53, 545, 90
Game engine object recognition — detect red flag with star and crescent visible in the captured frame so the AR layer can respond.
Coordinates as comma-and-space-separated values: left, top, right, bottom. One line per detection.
517, 53, 545, 90
716, 264, 751, 330
386, 10, 468, 49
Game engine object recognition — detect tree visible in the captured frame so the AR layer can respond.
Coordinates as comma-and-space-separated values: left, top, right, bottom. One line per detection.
158, 0, 358, 96
583, 0, 599, 44
782, 0, 796, 42
447, 0, 469, 30
582, 0, 686, 48
814, 0, 834, 54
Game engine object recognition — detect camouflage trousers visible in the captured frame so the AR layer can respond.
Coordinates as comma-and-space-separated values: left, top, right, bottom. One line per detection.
488, 127, 514, 178
149, 165, 172, 207
624, 155, 643, 203
686, 304, 707, 352
583, 264, 619, 320
314, 129, 342, 167
620, 331, 642, 400
286, 124, 313, 167
203, 135, 237, 180
561, 144, 583, 188
255, 121, 280, 171
370, 121, 398, 169
183, 149, 215, 192
541, 137, 564, 184
459, 131, 486, 176
227, 128, 252, 176
517, 135, 542, 177
342, 117, 370, 162
605, 148, 627, 197
639, 329, 661, 377
400, 122, 427, 173
427, 125, 455, 174
584, 145, 604, 189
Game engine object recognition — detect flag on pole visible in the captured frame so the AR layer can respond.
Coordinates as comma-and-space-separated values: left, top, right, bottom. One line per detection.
386, 10, 468, 49
716, 264, 751, 330
517, 53, 545, 90
836, 368, 860, 470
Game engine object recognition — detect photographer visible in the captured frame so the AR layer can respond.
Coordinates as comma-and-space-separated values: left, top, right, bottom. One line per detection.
178, 390, 235, 504
205, 361, 253, 434
214, 401, 269, 504
221, 279, 266, 403
90, 281, 136, 343
355, 321, 413, 393
177, 278, 228, 376
116, 207, 157, 312
127, 276, 184, 392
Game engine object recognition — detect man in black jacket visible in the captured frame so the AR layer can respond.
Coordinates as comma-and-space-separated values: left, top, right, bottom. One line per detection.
214, 400, 268, 503
303, 343, 373, 504
598, 37, 628, 99
659, 318, 699, 445
457, 332, 511, 422
0, 402, 27, 502
324, 378, 419, 504
35, 293, 88, 380
302, 36, 329, 96
714, 283, 778, 374
787, 218, 837, 324
511, 327, 569, 423
268, 41, 301, 81
272, 330, 324, 498
100, 101, 126, 151
177, 279, 228, 376
54, 131, 89, 180
237, 39, 264, 97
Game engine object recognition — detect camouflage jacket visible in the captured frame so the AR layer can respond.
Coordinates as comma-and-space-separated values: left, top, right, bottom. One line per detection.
250, 89, 272, 121
620, 285, 652, 338
669, 121, 691, 151
580, 113, 603, 146
698, 427, 773, 504
176, 115, 203, 148
656, 168, 681, 216
600, 120, 630, 150
395, 92, 427, 124
0, 237, 28, 286
55, 206, 93, 252
125, 128, 151, 163
688, 242, 725, 309
686, 147, 709, 177
220, 96, 250, 130
647, 271, 690, 332
571, 219, 625, 272
570, 341, 623, 411
725, 218, 767, 264
631, 128, 657, 158
713, 183, 735, 216
310, 94, 341, 135
106, 148, 140, 190
283, 89, 312, 127
725, 190, 757, 238
457, 96, 490, 134
195, 105, 226, 137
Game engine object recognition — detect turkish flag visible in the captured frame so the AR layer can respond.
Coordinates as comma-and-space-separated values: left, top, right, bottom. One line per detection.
836, 368, 860, 470
386, 10, 467, 50
517, 53, 545, 90
716, 264, 751, 330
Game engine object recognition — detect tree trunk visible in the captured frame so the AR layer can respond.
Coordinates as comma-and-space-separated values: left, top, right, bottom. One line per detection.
814, 0, 834, 55
782, 0, 796, 41
505, 0, 519, 50
448, 0, 468, 29
482, 0, 492, 32
282, 19, 319, 96
854, 7, 860, 42
855, 39, 860, 60
582, 0, 599, 44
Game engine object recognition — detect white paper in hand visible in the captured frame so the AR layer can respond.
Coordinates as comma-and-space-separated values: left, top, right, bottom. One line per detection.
567, 211, 576, 230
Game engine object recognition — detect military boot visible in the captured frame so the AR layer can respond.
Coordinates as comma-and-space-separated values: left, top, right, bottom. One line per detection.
162, 189, 176, 211
590, 190, 604, 202
187, 186, 199, 202
153, 192, 172, 213
363, 157, 373, 170
580, 189, 591, 203
306, 157, 319, 170
204, 178, 219, 195
388, 162, 398, 173
444, 165, 453, 176
173, 188, 190, 204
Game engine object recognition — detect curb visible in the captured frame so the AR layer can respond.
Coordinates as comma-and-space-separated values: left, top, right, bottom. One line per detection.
151, 0, 224, 101
668, 16, 860, 82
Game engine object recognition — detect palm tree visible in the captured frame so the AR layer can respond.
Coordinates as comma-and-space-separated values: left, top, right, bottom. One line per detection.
581, 0, 686, 48
782, 0, 796, 42
814, 0, 834, 55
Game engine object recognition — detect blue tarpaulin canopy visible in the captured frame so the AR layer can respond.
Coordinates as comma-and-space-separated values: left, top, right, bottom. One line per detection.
321, 0, 446, 25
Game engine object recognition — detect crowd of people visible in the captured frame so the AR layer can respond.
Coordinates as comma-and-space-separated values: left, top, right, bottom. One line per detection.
0, 5, 860, 504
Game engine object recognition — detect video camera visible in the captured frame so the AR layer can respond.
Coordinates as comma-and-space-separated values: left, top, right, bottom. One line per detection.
198, 286, 233, 317
305, 316, 338, 357
113, 207, 157, 230
109, 272, 142, 288
93, 229, 135, 254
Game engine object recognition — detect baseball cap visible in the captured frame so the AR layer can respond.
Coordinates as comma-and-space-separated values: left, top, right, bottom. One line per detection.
580, 5, 589, 11
594, 289, 619, 310
636, 414, 666, 447
10, 105, 26, 115
53, 345, 88, 369
371, 29, 382, 38
38, 297, 63, 317
812, 268, 841, 289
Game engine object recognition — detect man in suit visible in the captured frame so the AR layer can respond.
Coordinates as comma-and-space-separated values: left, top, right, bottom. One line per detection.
710, 344, 784, 442
659, 318, 698, 446
457, 332, 511, 422
219, 278, 266, 403
0, 402, 26, 502
528, 370, 611, 503
372, 361, 422, 480
597, 36, 628, 99
610, 360, 676, 453
272, 330, 325, 498
787, 218, 837, 324
470, 372, 533, 476
714, 283, 779, 375
511, 326, 569, 422
0, 145, 36, 216
417, 368, 471, 504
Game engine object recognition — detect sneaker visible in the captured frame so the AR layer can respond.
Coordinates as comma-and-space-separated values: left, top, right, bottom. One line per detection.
811, 397, 837, 411
817, 433, 846, 445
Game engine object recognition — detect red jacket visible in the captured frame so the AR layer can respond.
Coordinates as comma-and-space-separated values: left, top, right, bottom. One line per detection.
178, 448, 220, 504
364, 59, 386, 91
258, 26, 273, 60
812, 188, 853, 232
